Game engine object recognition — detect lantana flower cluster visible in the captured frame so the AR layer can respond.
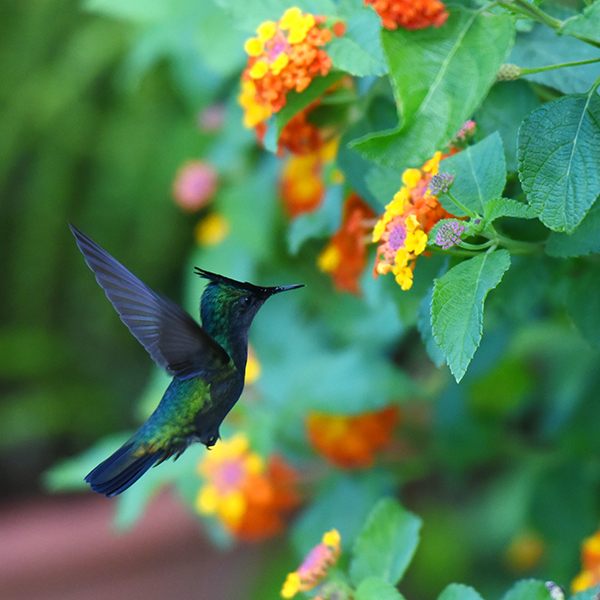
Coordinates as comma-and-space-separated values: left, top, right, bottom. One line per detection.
572, 525, 600, 593
196, 433, 300, 541
281, 529, 341, 598
372, 150, 460, 290
317, 193, 375, 294
307, 405, 400, 468
365, 0, 449, 31
239, 8, 334, 129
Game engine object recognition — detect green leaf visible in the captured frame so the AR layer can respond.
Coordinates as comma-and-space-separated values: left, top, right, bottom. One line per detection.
500, 580, 550, 600
286, 185, 343, 254
328, 8, 387, 76
355, 577, 406, 600
437, 132, 507, 217
418, 285, 446, 367
352, 8, 514, 169
510, 22, 600, 95
484, 197, 538, 222
546, 201, 600, 257
567, 264, 600, 349
518, 92, 600, 233
263, 71, 345, 152
83, 0, 172, 22
350, 498, 421, 587
474, 81, 541, 172
560, 2, 600, 45
432, 250, 511, 382
291, 471, 395, 555
438, 584, 485, 600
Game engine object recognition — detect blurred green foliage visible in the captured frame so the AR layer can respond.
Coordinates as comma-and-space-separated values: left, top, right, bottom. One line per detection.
4, 1, 600, 600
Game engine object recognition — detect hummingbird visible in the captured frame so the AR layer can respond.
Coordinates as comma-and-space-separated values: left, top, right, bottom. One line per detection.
69, 224, 303, 497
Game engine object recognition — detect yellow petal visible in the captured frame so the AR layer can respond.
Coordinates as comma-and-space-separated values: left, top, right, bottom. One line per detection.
244, 37, 264, 57
281, 572, 301, 599
196, 484, 219, 514
257, 21, 277, 41
249, 60, 269, 79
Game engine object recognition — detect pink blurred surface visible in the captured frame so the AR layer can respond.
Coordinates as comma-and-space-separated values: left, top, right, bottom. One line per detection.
0, 491, 260, 600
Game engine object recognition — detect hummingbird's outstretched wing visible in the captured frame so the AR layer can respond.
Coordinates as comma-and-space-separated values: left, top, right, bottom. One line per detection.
70, 224, 230, 379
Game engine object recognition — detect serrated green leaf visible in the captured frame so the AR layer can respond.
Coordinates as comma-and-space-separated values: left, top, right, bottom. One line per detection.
352, 8, 514, 169
263, 71, 345, 152
355, 577, 407, 600
500, 580, 550, 600
546, 201, 600, 257
518, 92, 600, 233
328, 8, 388, 76
567, 265, 600, 349
432, 250, 511, 382
484, 198, 538, 222
437, 133, 507, 217
560, 2, 600, 45
438, 584, 485, 600
350, 498, 421, 587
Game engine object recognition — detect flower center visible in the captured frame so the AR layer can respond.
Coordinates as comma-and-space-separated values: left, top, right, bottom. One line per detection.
388, 223, 407, 251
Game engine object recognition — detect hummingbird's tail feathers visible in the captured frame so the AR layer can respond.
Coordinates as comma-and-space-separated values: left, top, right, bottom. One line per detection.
85, 443, 164, 497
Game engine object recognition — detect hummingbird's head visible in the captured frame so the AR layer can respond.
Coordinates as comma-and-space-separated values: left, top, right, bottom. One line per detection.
195, 268, 303, 335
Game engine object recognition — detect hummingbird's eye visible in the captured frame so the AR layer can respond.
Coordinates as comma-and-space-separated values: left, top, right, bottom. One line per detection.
239, 296, 251, 307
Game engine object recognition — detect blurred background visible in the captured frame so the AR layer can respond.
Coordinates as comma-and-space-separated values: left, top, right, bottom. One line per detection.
3, 1, 600, 600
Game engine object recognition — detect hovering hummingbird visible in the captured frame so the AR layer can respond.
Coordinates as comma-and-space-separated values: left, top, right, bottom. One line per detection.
70, 224, 303, 497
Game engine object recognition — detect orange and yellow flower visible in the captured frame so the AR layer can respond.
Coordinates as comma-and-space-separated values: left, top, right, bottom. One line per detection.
196, 433, 300, 542
240, 8, 336, 128
318, 193, 375, 295
365, 0, 449, 31
372, 150, 460, 290
280, 137, 339, 218
572, 525, 600, 593
281, 529, 341, 598
307, 406, 400, 468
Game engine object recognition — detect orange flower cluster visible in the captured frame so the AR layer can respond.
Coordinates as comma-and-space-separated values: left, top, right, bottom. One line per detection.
281, 529, 341, 598
572, 525, 600, 593
307, 406, 400, 468
373, 150, 459, 290
196, 434, 300, 542
280, 137, 339, 218
240, 8, 334, 128
318, 193, 375, 295
365, 0, 449, 31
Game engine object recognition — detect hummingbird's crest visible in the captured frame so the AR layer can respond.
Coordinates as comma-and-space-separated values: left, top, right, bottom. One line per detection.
194, 268, 303, 299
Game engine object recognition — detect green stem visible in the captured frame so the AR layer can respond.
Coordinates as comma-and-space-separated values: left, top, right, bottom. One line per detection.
444, 190, 477, 219
459, 240, 493, 251
499, 0, 562, 29
520, 57, 600, 76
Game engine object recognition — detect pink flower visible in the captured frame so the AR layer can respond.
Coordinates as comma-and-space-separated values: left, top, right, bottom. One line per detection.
172, 160, 218, 212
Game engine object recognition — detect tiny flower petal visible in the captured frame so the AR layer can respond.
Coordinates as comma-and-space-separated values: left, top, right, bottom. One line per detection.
257, 21, 277, 41
245, 37, 264, 56
249, 60, 269, 79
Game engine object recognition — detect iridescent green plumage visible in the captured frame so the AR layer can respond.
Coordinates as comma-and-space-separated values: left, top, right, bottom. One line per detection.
70, 224, 302, 496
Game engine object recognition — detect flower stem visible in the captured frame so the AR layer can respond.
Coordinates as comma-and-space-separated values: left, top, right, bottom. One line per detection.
520, 57, 600, 76
444, 190, 477, 219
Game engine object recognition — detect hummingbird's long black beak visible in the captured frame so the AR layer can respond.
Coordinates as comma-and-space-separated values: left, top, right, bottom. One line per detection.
268, 283, 304, 295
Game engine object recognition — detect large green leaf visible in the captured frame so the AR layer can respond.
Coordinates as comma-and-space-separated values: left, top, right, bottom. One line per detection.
510, 22, 600, 95
436, 132, 507, 217
350, 498, 421, 587
438, 584, 485, 600
355, 577, 407, 600
484, 197, 538, 222
518, 92, 600, 233
291, 471, 395, 555
328, 8, 388, 76
560, 2, 600, 45
352, 7, 514, 169
501, 580, 551, 600
432, 250, 511, 382
545, 201, 600, 257
474, 80, 541, 172
567, 264, 600, 349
